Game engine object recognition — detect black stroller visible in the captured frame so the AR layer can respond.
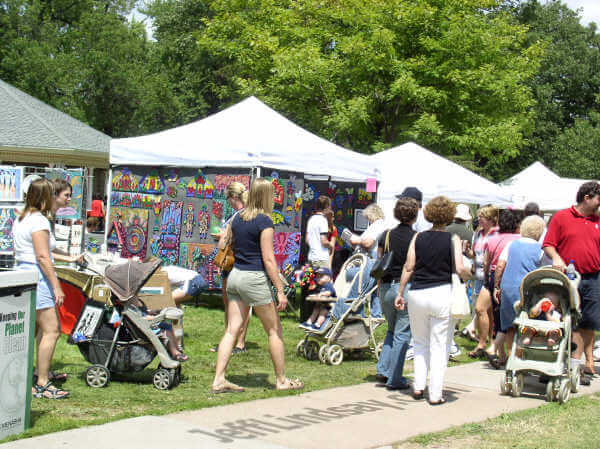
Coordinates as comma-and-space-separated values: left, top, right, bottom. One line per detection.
71, 258, 184, 390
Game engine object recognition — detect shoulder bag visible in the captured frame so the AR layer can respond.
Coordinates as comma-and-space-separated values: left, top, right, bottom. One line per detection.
370, 230, 394, 280
450, 234, 471, 319
214, 223, 235, 272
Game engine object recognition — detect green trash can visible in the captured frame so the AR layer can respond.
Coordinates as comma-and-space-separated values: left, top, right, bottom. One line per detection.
0, 270, 38, 439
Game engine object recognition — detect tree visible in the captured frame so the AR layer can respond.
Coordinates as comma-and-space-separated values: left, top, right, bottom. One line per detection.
147, 0, 541, 178
510, 0, 600, 179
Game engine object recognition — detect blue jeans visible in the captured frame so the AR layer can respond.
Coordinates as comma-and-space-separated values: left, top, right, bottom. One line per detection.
376, 282, 411, 388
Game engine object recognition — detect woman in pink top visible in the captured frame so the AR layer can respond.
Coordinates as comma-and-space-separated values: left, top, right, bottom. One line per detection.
470, 209, 520, 360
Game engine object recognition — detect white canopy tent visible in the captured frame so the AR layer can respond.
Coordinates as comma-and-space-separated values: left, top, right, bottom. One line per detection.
110, 96, 377, 182
499, 162, 590, 211
372, 142, 513, 224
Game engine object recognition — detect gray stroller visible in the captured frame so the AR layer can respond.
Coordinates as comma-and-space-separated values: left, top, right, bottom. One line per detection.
296, 253, 384, 365
72, 258, 184, 390
500, 267, 581, 403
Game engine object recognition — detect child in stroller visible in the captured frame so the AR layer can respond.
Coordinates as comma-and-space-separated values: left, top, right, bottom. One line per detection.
300, 267, 336, 330
522, 292, 563, 346
501, 267, 581, 403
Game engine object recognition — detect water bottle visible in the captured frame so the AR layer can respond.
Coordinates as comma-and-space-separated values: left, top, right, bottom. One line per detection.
566, 260, 576, 280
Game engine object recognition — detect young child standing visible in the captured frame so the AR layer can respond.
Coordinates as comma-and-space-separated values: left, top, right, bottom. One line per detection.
301, 267, 337, 330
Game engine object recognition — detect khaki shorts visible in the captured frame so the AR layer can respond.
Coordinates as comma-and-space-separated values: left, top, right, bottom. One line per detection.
226, 268, 275, 307
310, 259, 330, 269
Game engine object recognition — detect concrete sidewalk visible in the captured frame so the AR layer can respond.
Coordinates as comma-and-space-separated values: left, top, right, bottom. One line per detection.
4, 361, 599, 449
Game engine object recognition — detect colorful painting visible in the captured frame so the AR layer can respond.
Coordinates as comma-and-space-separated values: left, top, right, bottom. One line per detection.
110, 192, 161, 212
0, 166, 23, 202
46, 168, 84, 220
112, 168, 139, 192
159, 200, 183, 265
139, 170, 165, 194
183, 203, 195, 238
0, 207, 17, 252
273, 232, 301, 271
186, 170, 214, 199
107, 207, 149, 258
196, 204, 210, 240
213, 175, 251, 198
164, 168, 179, 182
357, 188, 373, 207
179, 243, 222, 290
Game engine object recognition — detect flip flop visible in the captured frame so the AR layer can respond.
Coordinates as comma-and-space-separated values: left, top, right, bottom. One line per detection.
276, 378, 304, 391
211, 380, 245, 394
174, 352, 189, 362
33, 371, 68, 383
469, 348, 487, 359
412, 390, 425, 400
429, 397, 446, 406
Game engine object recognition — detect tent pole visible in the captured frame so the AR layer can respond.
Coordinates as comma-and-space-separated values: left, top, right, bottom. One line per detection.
104, 167, 112, 247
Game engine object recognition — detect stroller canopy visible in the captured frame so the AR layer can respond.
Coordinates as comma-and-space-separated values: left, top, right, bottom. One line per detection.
104, 258, 162, 302
519, 268, 580, 312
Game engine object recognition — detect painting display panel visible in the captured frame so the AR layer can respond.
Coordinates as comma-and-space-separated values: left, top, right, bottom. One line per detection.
0, 207, 17, 253
0, 166, 24, 202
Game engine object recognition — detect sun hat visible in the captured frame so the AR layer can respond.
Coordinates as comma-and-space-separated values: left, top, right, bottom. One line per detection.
455, 204, 472, 221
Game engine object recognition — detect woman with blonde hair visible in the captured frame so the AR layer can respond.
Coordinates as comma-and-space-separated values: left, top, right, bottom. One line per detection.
395, 196, 470, 404
13, 178, 69, 399
350, 203, 387, 259
211, 178, 303, 393
461, 205, 499, 343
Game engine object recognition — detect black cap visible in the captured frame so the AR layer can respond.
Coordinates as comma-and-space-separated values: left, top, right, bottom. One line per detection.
396, 186, 423, 202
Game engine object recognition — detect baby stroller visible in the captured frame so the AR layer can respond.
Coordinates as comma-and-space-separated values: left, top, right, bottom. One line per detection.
500, 267, 581, 403
296, 253, 384, 365
71, 257, 184, 390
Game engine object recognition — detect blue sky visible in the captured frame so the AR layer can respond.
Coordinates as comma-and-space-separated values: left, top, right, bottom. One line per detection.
560, 0, 600, 26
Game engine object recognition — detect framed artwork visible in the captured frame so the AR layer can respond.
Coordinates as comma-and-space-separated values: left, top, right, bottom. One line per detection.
46, 168, 84, 220
0, 166, 24, 202
0, 207, 17, 253
354, 209, 369, 231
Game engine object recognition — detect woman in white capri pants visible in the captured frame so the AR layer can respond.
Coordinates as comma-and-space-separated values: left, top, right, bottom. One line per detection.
395, 196, 470, 405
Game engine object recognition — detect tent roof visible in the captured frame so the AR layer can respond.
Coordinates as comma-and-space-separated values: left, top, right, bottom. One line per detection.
0, 79, 110, 165
372, 142, 513, 205
110, 96, 377, 182
499, 162, 586, 211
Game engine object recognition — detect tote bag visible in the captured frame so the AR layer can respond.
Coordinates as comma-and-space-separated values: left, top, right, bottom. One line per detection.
450, 235, 471, 319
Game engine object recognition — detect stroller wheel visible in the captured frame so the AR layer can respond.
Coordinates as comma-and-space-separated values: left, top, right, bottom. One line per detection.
511, 373, 524, 397
85, 365, 110, 388
305, 341, 319, 361
559, 378, 571, 404
500, 373, 511, 395
319, 345, 329, 364
153, 367, 173, 390
327, 344, 344, 366
296, 339, 306, 358
546, 378, 559, 402
570, 368, 580, 393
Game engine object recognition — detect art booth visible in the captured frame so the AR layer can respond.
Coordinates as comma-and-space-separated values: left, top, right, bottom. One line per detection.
108, 97, 379, 291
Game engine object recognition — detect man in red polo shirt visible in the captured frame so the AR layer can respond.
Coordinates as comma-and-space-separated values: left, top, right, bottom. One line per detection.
543, 181, 600, 385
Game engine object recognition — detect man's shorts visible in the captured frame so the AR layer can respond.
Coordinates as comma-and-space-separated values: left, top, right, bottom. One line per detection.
577, 271, 600, 331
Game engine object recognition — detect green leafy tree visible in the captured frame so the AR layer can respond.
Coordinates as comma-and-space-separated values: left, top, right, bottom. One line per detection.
148, 0, 541, 177
510, 0, 600, 178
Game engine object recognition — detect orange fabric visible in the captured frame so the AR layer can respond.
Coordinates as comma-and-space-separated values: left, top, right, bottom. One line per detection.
57, 281, 87, 335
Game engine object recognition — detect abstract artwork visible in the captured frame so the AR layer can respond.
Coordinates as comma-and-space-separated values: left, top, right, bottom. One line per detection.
0, 166, 23, 202
186, 170, 214, 199
179, 243, 222, 290
112, 168, 139, 192
108, 207, 149, 258
139, 169, 165, 194
0, 207, 17, 252
159, 200, 183, 265
110, 192, 161, 212
183, 203, 195, 238
273, 232, 301, 271
213, 175, 251, 198
196, 204, 210, 240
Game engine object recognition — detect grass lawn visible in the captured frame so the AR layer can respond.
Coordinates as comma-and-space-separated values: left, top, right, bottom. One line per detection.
397, 393, 600, 449
1, 300, 479, 444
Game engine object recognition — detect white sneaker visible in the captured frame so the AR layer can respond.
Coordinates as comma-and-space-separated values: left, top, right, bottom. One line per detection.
450, 343, 461, 360
405, 346, 414, 361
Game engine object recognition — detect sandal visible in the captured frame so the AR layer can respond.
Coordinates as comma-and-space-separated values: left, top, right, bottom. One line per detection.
489, 356, 507, 370
429, 397, 446, 406
33, 381, 69, 399
469, 348, 487, 359
276, 378, 304, 391
460, 328, 479, 343
412, 390, 425, 400
174, 352, 189, 362
211, 380, 245, 394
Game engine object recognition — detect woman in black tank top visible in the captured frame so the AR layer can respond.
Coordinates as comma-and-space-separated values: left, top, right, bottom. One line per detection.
394, 196, 470, 405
